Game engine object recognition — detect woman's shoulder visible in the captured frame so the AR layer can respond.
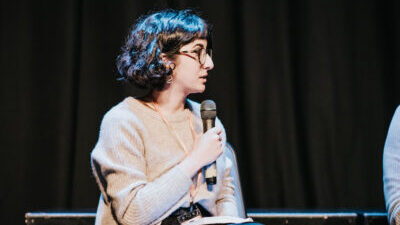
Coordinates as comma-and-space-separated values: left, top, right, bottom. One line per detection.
103, 97, 133, 119
100, 97, 147, 129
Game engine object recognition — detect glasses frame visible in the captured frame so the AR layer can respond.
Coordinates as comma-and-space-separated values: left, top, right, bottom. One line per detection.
179, 48, 212, 65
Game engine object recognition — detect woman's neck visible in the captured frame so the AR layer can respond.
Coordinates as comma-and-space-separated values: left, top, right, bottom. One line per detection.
151, 88, 187, 115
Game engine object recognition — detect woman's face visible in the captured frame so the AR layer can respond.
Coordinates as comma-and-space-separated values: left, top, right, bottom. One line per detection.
171, 39, 214, 95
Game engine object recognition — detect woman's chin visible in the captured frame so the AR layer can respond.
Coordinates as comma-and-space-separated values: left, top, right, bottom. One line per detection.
198, 84, 206, 93
188, 86, 206, 94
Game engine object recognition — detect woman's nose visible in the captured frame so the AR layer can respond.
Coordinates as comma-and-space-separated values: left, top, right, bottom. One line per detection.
203, 54, 214, 70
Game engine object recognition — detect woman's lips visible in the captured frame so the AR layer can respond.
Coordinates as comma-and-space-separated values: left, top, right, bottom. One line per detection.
200, 76, 207, 83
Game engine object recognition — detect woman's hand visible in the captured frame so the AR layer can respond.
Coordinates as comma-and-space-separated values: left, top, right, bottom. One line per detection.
179, 127, 223, 177
191, 127, 223, 166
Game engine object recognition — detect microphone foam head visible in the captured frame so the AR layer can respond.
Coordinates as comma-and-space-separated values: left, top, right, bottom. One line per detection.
200, 100, 217, 119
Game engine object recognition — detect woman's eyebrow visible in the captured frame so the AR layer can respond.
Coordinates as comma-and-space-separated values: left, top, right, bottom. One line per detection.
192, 43, 205, 49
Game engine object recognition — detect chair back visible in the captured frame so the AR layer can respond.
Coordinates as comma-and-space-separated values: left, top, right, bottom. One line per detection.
225, 142, 247, 218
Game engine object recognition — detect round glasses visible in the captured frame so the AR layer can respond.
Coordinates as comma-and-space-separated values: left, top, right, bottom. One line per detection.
179, 48, 212, 65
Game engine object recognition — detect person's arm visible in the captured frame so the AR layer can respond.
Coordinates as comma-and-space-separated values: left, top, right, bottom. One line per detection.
383, 106, 400, 225
213, 118, 239, 217
91, 111, 193, 225
216, 153, 239, 217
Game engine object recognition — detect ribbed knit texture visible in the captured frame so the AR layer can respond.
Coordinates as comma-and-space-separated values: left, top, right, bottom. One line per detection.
91, 97, 239, 225
384, 106, 400, 225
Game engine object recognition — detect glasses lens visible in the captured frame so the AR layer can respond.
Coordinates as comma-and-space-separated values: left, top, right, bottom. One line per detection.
199, 49, 206, 65
200, 49, 212, 65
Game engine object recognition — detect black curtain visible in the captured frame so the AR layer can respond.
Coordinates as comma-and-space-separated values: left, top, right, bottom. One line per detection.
2, 0, 400, 224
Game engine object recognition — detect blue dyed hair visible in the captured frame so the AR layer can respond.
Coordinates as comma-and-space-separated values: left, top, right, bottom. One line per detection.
116, 9, 212, 90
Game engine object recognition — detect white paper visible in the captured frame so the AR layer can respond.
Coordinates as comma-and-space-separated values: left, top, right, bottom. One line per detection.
183, 216, 253, 225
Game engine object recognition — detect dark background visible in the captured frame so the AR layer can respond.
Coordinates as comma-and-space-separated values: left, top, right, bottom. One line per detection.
2, 0, 400, 224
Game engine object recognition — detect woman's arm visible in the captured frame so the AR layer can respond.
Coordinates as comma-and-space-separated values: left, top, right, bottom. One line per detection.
214, 118, 239, 217
216, 153, 239, 217
91, 111, 193, 225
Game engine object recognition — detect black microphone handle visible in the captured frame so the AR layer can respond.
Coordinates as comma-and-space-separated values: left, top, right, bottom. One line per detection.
203, 119, 215, 132
203, 118, 217, 185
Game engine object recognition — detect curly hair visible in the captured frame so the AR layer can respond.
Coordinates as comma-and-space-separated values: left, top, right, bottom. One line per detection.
116, 9, 212, 90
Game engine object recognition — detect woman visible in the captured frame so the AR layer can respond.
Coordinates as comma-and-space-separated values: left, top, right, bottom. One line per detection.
91, 9, 258, 225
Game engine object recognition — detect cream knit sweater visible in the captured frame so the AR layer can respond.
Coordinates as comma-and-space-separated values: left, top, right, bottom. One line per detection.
91, 97, 239, 225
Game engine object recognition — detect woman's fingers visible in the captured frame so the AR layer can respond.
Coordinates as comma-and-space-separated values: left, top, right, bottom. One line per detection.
207, 127, 222, 137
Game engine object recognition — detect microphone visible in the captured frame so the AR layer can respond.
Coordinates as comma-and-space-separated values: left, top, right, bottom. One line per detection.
200, 100, 217, 185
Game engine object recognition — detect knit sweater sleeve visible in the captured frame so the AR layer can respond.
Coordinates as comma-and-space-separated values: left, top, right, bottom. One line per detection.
91, 109, 193, 225
383, 105, 400, 225
215, 118, 239, 217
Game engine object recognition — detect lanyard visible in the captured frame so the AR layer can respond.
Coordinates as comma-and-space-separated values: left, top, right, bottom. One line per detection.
151, 101, 201, 204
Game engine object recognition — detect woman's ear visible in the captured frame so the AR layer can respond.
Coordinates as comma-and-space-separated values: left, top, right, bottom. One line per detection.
160, 53, 170, 64
160, 53, 175, 70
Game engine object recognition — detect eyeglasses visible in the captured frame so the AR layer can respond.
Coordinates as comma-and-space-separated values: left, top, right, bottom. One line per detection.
179, 48, 212, 65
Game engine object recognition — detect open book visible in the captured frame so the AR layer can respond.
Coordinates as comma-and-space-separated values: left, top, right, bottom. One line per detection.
182, 216, 253, 225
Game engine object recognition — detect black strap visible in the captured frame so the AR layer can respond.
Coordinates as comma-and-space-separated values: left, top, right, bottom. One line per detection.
161, 203, 211, 225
